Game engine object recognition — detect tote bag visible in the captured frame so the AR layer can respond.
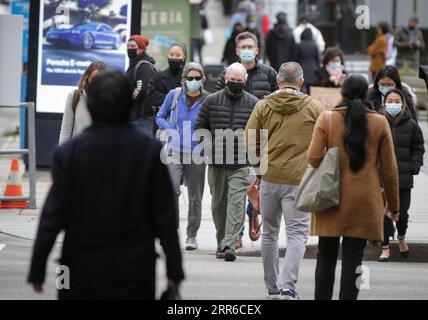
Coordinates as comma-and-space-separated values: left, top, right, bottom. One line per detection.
294, 111, 340, 212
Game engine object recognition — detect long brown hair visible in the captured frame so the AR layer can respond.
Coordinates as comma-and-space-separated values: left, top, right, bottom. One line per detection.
72, 61, 106, 111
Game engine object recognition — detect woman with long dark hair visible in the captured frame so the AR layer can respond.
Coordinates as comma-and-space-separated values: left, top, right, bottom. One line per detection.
307, 75, 399, 300
59, 61, 106, 144
378, 88, 425, 262
368, 65, 418, 121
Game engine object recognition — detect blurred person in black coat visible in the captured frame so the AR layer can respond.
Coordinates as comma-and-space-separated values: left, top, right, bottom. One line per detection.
148, 43, 187, 135
222, 22, 246, 66
297, 28, 320, 93
28, 70, 184, 300
265, 12, 297, 71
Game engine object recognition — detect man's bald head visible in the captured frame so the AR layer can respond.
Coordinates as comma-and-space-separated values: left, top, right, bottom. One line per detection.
225, 62, 248, 83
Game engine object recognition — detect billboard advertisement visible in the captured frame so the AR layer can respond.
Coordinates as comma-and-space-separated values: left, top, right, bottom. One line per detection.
37, 0, 132, 113
141, 0, 191, 70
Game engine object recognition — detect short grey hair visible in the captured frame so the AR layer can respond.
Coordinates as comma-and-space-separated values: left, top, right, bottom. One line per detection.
278, 62, 304, 85
182, 62, 205, 82
225, 62, 248, 80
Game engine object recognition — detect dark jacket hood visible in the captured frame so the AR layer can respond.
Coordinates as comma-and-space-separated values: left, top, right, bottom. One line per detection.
271, 25, 289, 39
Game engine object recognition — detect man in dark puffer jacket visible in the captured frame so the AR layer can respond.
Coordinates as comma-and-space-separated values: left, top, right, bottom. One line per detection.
216, 31, 278, 250
379, 88, 425, 262
215, 31, 278, 100
196, 63, 259, 262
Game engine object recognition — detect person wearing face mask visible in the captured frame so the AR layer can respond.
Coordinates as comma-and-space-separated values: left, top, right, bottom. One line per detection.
314, 47, 347, 88
246, 62, 323, 300
368, 65, 418, 121
126, 35, 158, 136
215, 31, 278, 100
216, 31, 277, 250
378, 89, 425, 262
149, 43, 187, 136
394, 16, 425, 77
196, 63, 259, 262
156, 62, 209, 251
59, 61, 106, 145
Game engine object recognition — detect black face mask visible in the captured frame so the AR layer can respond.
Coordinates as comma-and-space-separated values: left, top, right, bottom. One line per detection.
168, 58, 184, 71
127, 49, 138, 60
226, 81, 245, 95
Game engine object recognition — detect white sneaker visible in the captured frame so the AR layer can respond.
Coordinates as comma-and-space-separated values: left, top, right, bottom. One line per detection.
185, 237, 198, 250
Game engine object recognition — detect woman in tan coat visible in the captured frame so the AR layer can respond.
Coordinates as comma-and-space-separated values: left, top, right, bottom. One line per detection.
368, 22, 388, 80
307, 75, 399, 300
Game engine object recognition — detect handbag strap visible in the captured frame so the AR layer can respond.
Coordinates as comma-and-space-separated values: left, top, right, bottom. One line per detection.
324, 110, 333, 149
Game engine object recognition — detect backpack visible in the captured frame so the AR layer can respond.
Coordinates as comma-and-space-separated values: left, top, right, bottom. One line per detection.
156, 87, 181, 142
133, 59, 160, 80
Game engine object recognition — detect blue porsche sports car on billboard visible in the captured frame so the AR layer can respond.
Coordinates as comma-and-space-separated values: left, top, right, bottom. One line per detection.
46, 22, 122, 50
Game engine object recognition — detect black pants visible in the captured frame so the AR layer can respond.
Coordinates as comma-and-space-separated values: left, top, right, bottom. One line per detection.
382, 188, 411, 246
315, 237, 367, 300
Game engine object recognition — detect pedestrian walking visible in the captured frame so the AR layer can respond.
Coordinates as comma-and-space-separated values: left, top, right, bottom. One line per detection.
126, 35, 158, 136
28, 70, 184, 300
297, 28, 320, 94
215, 31, 278, 99
59, 61, 106, 145
222, 22, 246, 66
368, 65, 418, 121
293, 15, 326, 54
156, 62, 209, 251
368, 22, 388, 80
378, 88, 425, 262
265, 12, 297, 72
217, 31, 278, 250
384, 22, 397, 66
246, 62, 323, 300
394, 16, 425, 77
196, 63, 259, 262
314, 47, 346, 88
148, 43, 187, 136
307, 75, 399, 300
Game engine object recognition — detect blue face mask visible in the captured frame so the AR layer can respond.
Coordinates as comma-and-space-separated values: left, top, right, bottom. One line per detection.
379, 85, 394, 96
328, 61, 342, 70
385, 103, 402, 117
239, 50, 256, 63
186, 80, 201, 92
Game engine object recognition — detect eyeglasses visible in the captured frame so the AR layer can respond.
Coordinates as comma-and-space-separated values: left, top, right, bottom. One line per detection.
186, 76, 202, 81
238, 45, 256, 50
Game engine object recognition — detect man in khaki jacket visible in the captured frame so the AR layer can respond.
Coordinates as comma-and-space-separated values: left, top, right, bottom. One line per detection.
245, 62, 323, 300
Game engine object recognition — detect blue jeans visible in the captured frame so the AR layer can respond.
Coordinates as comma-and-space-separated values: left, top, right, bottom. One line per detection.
133, 117, 154, 137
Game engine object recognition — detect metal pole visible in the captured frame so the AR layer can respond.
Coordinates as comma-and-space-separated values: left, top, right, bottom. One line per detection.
27, 102, 37, 209
392, 0, 397, 29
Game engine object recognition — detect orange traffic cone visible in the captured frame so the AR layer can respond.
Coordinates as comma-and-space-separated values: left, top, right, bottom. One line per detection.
0, 158, 28, 209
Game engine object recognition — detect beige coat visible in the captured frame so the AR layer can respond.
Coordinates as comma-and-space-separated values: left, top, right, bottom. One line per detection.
307, 107, 399, 241
59, 91, 92, 145
245, 89, 324, 185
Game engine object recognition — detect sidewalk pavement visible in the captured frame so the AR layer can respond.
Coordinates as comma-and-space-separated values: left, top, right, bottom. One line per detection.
1, 122, 428, 262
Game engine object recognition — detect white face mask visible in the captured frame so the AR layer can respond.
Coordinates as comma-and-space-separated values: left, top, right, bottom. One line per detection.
385, 103, 403, 117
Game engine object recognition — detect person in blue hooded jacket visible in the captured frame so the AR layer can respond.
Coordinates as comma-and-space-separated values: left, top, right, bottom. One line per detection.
156, 62, 209, 251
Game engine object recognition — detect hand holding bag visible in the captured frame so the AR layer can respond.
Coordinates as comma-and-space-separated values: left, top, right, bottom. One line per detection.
294, 111, 340, 212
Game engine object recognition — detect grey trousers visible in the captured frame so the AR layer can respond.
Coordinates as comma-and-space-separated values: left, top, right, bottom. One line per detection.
168, 160, 206, 238
260, 180, 310, 293
208, 166, 251, 251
